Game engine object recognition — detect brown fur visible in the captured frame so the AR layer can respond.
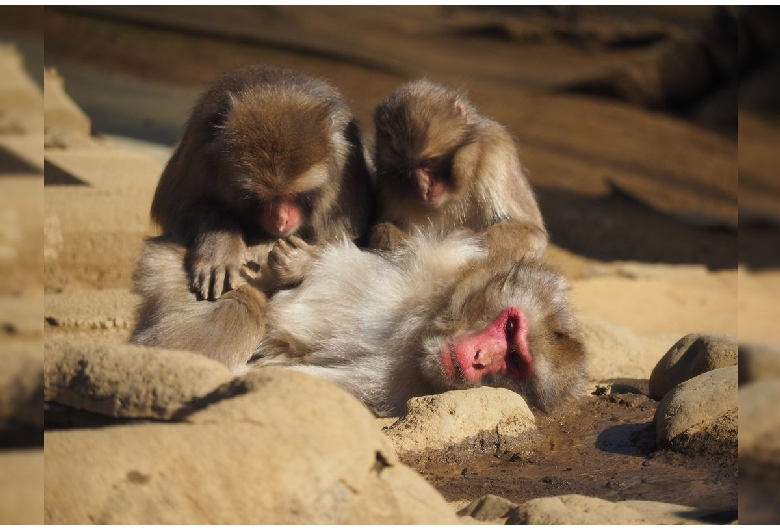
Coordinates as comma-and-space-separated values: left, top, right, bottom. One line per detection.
150, 65, 374, 300
370, 79, 547, 259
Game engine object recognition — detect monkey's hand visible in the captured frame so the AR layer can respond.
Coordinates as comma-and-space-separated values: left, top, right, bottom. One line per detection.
267, 235, 317, 288
484, 220, 548, 261
368, 222, 407, 252
187, 231, 247, 300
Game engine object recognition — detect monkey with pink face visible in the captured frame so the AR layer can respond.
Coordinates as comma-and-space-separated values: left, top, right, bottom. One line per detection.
133, 231, 587, 417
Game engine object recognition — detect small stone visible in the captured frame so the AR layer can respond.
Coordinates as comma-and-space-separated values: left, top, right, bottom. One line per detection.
384, 387, 535, 455
458, 494, 518, 522
507, 494, 732, 525
739, 342, 780, 386
654, 366, 737, 456
649, 333, 737, 399
739, 378, 780, 480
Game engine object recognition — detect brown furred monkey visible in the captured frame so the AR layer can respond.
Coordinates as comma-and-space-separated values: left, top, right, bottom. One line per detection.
370, 79, 547, 259
150, 65, 373, 301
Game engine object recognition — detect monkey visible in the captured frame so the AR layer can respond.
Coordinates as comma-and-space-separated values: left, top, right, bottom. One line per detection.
251, 231, 585, 416
149, 64, 373, 301
131, 229, 586, 416
369, 79, 548, 260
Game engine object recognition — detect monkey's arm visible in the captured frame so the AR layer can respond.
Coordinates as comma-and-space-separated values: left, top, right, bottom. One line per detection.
184, 203, 248, 301
483, 219, 548, 260
368, 221, 408, 252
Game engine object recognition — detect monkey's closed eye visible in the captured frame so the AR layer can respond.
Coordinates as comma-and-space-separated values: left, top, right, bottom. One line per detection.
553, 331, 567, 340
298, 190, 322, 211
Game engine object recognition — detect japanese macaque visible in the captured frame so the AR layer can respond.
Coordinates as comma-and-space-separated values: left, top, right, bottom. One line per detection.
253, 231, 584, 416
132, 230, 586, 415
370, 79, 547, 259
149, 65, 373, 301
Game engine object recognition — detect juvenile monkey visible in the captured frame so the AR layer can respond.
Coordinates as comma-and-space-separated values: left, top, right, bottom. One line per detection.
370, 79, 547, 259
150, 65, 373, 300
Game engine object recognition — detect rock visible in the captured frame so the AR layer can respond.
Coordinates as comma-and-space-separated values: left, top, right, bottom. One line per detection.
507, 494, 729, 524
649, 333, 737, 399
43, 68, 91, 141
0, 44, 42, 115
44, 288, 139, 330
654, 366, 737, 456
44, 369, 459, 524
43, 339, 234, 419
0, 450, 43, 524
739, 379, 780, 480
457, 494, 518, 523
580, 317, 663, 380
617, 499, 736, 525
739, 342, 780, 385
0, 341, 42, 428
383, 387, 535, 455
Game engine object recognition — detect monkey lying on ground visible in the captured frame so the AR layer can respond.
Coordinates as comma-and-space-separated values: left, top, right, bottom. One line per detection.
149, 64, 373, 301
370, 79, 547, 259
132, 231, 586, 416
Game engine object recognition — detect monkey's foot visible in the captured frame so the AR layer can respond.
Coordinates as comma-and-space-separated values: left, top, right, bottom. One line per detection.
368, 222, 407, 252
267, 236, 316, 287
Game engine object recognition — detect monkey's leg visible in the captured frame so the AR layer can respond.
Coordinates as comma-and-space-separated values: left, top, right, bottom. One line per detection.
368, 221, 408, 252
484, 220, 548, 260
267, 236, 320, 287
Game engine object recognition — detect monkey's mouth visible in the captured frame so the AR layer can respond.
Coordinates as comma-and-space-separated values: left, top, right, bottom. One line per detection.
441, 306, 533, 385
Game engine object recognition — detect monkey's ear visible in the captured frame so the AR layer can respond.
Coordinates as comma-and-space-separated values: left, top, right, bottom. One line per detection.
453, 97, 469, 117
206, 92, 237, 138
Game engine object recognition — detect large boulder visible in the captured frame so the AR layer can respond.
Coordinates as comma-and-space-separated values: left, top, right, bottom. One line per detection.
44, 369, 458, 524
654, 366, 737, 456
44, 339, 234, 419
383, 387, 535, 456
649, 333, 737, 399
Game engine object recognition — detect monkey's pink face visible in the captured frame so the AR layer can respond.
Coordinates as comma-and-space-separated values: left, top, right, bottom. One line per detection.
439, 307, 533, 385
260, 198, 303, 237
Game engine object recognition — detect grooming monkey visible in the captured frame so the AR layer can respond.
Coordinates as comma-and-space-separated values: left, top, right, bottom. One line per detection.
132, 231, 586, 416
149, 65, 373, 301
370, 79, 547, 259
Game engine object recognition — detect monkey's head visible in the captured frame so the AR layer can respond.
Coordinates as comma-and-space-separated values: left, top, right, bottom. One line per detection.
419, 257, 587, 412
209, 85, 350, 240
374, 79, 476, 208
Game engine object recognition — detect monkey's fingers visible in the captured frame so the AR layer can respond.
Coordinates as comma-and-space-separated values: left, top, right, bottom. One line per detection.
211, 268, 227, 300
286, 235, 309, 251
227, 265, 243, 291
193, 268, 210, 301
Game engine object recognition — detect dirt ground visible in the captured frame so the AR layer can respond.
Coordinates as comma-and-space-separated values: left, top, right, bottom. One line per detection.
6, 5, 779, 523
